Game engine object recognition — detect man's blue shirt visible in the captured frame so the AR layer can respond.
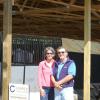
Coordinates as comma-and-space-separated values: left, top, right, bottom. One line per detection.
57, 62, 76, 80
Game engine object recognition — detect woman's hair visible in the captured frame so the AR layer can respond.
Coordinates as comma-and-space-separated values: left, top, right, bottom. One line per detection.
44, 47, 55, 59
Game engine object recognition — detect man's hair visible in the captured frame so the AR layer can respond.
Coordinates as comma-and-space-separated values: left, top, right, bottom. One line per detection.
57, 46, 68, 53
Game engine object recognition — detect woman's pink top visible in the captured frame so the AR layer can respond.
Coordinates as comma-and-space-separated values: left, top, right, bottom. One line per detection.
38, 60, 55, 88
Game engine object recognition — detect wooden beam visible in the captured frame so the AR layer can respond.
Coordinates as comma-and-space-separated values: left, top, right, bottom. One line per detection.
2, 0, 12, 100
15, 3, 84, 12
0, 0, 3, 4
91, 5, 100, 11
20, 0, 28, 11
70, 0, 76, 5
84, 0, 91, 100
92, 10, 100, 18
12, 0, 14, 5
36, 0, 84, 11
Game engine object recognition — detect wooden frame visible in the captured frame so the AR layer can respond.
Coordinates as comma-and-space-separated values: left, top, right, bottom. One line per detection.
84, 0, 91, 100
2, 0, 92, 100
2, 0, 12, 100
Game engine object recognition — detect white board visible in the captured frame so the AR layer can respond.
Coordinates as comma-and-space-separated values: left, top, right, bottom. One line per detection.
9, 83, 29, 100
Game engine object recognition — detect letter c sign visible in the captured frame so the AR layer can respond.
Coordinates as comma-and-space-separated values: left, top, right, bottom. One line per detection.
10, 85, 15, 93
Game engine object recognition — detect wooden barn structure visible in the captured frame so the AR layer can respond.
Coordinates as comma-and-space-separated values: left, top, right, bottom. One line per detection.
0, 0, 100, 100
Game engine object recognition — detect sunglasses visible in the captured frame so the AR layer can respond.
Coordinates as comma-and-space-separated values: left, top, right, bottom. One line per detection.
57, 51, 65, 54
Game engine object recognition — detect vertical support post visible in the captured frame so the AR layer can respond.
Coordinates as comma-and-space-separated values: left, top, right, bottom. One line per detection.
2, 0, 12, 100
12, 0, 14, 5
84, 0, 91, 100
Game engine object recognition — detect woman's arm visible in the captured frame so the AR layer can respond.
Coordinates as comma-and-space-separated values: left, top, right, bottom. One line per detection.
51, 75, 62, 90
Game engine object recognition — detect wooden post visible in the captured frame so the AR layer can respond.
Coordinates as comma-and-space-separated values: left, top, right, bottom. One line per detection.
84, 0, 91, 100
12, 0, 14, 5
2, 0, 12, 100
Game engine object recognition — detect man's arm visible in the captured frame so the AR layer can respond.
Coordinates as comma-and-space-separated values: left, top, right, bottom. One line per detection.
51, 75, 62, 90
57, 74, 74, 85
58, 62, 76, 85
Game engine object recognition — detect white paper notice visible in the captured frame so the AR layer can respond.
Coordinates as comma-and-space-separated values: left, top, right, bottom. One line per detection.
9, 83, 29, 100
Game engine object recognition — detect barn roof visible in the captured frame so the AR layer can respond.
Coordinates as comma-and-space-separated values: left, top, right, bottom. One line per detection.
0, 0, 100, 42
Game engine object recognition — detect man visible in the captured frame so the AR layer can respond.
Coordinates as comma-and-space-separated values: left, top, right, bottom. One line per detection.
51, 46, 76, 100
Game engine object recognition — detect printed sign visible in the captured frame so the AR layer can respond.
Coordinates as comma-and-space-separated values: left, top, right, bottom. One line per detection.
9, 83, 29, 100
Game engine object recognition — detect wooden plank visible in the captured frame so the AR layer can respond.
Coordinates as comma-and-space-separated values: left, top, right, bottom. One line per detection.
12, 0, 14, 5
2, 0, 12, 100
84, 0, 91, 100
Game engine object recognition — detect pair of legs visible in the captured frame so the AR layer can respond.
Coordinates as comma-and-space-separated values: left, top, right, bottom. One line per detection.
40, 87, 54, 100
55, 87, 74, 100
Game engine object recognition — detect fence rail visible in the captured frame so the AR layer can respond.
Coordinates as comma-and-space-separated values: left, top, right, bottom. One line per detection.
12, 35, 62, 65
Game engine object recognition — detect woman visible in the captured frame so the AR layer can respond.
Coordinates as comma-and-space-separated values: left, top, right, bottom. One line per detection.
38, 47, 55, 100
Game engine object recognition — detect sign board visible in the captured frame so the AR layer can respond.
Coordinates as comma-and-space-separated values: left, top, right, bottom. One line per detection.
9, 83, 29, 100
25, 66, 39, 92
